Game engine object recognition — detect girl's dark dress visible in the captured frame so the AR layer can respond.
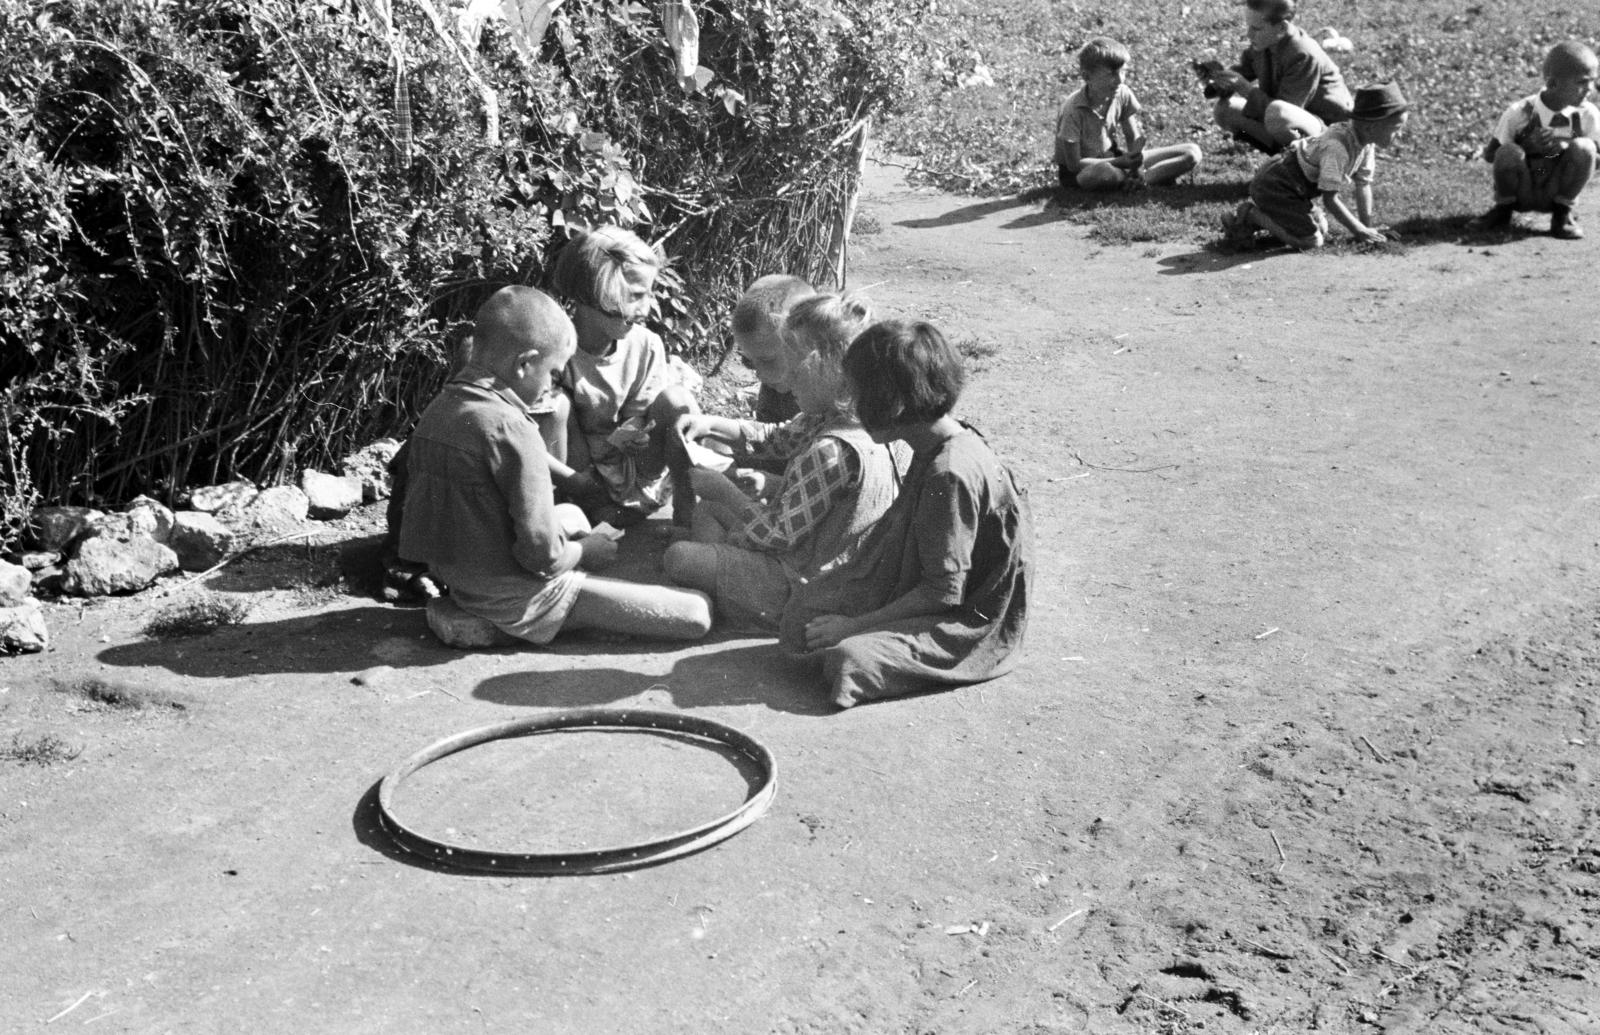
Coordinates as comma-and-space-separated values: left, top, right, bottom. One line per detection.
780, 424, 1032, 708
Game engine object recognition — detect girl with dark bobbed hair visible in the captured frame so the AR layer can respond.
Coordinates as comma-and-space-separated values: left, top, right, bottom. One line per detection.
780, 319, 1033, 709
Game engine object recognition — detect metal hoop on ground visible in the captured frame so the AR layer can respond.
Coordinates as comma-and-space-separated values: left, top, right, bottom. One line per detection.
376, 707, 778, 875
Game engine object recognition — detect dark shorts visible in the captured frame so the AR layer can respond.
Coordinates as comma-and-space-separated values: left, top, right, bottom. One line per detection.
1250, 152, 1320, 242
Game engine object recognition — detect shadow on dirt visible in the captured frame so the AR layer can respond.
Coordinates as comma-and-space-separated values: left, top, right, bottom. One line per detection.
896, 187, 1056, 228
474, 643, 833, 715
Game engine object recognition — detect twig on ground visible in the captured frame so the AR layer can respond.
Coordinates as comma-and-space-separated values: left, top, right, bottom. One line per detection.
45, 991, 95, 1024
955, 978, 978, 998
1239, 935, 1297, 959
1320, 946, 1353, 974
1269, 828, 1287, 871
1137, 992, 1191, 1020
1048, 908, 1086, 932
1359, 735, 1390, 763
1254, 627, 1280, 640
169, 530, 319, 591
1070, 451, 1179, 475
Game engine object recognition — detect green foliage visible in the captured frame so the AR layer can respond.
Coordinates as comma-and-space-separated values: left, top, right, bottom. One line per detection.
0, 0, 928, 549
880, 0, 1595, 240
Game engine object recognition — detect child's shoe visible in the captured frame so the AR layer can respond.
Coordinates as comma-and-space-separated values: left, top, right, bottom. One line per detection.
1468, 203, 1514, 231
1550, 205, 1584, 240
1220, 201, 1259, 246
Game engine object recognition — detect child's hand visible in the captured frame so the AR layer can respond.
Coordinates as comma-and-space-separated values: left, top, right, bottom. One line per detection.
804, 613, 858, 650
730, 468, 770, 499
1210, 69, 1246, 96
578, 535, 619, 571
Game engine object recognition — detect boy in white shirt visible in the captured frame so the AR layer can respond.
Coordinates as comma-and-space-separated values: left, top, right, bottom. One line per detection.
1470, 41, 1599, 240
1222, 81, 1409, 250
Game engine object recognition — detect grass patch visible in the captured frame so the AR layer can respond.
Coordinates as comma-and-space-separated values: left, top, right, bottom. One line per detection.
879, 0, 1596, 244
143, 594, 251, 639
2, 732, 83, 766
54, 677, 187, 712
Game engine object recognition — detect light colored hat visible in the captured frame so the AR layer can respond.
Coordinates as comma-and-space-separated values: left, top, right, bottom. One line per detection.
1351, 81, 1409, 121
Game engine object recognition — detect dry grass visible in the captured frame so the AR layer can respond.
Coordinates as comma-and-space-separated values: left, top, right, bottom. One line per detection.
2, 732, 82, 765
54, 676, 186, 712
143, 594, 251, 639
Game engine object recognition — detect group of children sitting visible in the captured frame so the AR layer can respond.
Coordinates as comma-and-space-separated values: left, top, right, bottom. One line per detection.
1053, 0, 1598, 247
395, 228, 1031, 710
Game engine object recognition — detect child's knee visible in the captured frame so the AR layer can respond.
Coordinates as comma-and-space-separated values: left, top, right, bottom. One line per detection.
1566, 137, 1598, 169
1176, 142, 1204, 171
650, 383, 696, 419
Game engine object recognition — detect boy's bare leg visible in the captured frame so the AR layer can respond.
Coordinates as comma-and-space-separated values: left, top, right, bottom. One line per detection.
1553, 138, 1597, 207
1490, 142, 1536, 208
642, 384, 699, 525
662, 541, 719, 593
1214, 96, 1275, 151
1141, 143, 1203, 186
565, 578, 712, 639
1263, 101, 1326, 148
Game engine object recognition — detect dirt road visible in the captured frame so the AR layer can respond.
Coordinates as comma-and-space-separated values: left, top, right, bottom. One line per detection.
4, 162, 1598, 1034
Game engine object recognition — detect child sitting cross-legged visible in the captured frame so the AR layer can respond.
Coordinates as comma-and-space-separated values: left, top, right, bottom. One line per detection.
778, 320, 1033, 710
546, 225, 699, 527
1469, 41, 1599, 240
1055, 36, 1202, 191
662, 294, 905, 632
1222, 81, 1409, 250
400, 286, 712, 645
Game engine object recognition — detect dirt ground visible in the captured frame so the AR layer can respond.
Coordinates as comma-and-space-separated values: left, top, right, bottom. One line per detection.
4, 160, 1599, 1035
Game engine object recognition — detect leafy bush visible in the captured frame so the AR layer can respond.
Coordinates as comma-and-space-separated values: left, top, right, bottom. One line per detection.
0, 0, 928, 549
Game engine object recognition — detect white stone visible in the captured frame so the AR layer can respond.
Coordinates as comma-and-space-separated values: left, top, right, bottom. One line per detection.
188, 481, 258, 514
342, 438, 403, 502
0, 559, 30, 607
300, 470, 364, 519
0, 600, 48, 653
18, 551, 60, 572
30, 506, 104, 551
61, 536, 179, 596
82, 512, 142, 543
242, 486, 309, 533
426, 596, 519, 649
168, 511, 237, 571
126, 496, 175, 543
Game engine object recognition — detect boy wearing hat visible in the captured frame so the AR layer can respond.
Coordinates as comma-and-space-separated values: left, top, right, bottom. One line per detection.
1469, 41, 1599, 240
1222, 82, 1409, 250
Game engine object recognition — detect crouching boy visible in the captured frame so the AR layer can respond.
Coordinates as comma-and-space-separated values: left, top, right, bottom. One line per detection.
1470, 41, 1599, 240
400, 286, 712, 644
1222, 82, 1409, 249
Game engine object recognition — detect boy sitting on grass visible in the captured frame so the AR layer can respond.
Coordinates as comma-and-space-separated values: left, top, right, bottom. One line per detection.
1469, 41, 1599, 241
1055, 36, 1202, 191
1221, 82, 1409, 250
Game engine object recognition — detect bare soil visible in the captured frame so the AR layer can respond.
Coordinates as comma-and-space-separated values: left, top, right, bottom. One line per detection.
3, 162, 1598, 1034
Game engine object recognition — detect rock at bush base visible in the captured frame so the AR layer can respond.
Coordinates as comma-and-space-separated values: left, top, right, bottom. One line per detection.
0, 560, 31, 606
342, 439, 403, 503
61, 537, 179, 596
19, 551, 60, 572
242, 486, 309, 533
126, 496, 176, 542
188, 481, 258, 515
426, 596, 519, 649
0, 599, 48, 653
30, 506, 104, 552
168, 512, 237, 572
300, 470, 364, 519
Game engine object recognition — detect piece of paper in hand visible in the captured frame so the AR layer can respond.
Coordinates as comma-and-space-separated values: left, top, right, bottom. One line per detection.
683, 437, 735, 473
607, 415, 655, 450
590, 522, 625, 542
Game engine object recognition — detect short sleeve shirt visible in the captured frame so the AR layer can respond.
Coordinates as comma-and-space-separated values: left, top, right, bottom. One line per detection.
1493, 93, 1600, 147
1292, 121, 1374, 192
1054, 84, 1141, 160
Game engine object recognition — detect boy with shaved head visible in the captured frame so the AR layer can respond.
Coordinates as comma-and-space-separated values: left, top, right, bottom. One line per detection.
401, 286, 712, 644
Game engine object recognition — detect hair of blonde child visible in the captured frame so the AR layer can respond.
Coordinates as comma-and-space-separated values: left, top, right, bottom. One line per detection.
547, 225, 664, 316
1077, 36, 1130, 77
780, 293, 873, 416
731, 274, 817, 338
